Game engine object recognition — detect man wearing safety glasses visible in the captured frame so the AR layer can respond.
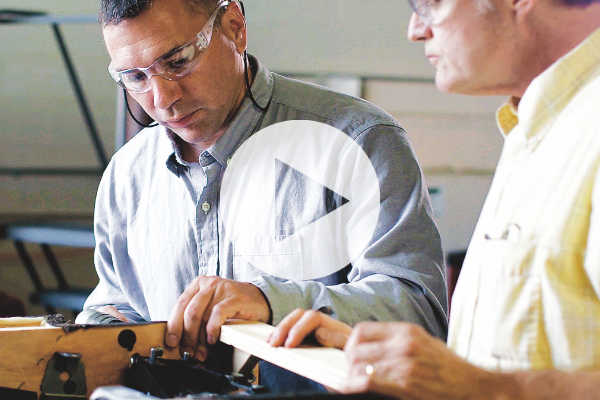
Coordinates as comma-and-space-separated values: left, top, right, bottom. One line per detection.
76, 0, 448, 392
270, 0, 600, 398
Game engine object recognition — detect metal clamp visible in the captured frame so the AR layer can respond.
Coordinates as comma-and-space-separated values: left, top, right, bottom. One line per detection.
40, 352, 87, 400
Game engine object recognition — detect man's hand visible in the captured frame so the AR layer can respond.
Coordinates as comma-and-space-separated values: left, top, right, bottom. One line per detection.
341, 322, 493, 400
269, 308, 352, 349
97, 305, 131, 322
165, 276, 271, 359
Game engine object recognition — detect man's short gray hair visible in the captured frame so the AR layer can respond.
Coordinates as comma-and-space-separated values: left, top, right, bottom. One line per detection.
563, 0, 600, 4
99, 0, 219, 25
475, 0, 598, 14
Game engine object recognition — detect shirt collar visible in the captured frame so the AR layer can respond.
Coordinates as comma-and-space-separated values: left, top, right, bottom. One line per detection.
163, 54, 274, 175
496, 96, 519, 136
495, 27, 600, 142
160, 129, 188, 176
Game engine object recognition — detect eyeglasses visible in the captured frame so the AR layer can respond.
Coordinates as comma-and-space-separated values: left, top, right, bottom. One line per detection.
408, 0, 440, 25
108, 0, 231, 93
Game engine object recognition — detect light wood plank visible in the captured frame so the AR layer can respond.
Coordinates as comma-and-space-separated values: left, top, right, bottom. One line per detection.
0, 316, 45, 327
220, 321, 348, 391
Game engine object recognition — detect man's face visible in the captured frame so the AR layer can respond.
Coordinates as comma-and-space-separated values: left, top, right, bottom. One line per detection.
103, 0, 247, 149
407, 0, 521, 96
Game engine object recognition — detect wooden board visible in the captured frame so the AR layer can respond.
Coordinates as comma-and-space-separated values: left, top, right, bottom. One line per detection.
0, 319, 178, 397
0, 318, 349, 396
220, 321, 348, 391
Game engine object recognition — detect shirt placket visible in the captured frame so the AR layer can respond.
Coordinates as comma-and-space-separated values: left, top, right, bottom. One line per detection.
196, 155, 220, 277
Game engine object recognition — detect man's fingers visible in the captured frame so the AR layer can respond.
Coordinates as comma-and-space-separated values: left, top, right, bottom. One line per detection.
344, 321, 396, 353
346, 358, 411, 400
270, 309, 352, 349
181, 286, 215, 355
284, 310, 324, 348
205, 298, 240, 345
195, 324, 208, 361
346, 340, 391, 366
166, 281, 200, 348
204, 280, 272, 344
269, 308, 305, 347
340, 373, 371, 394
314, 319, 352, 349
169, 278, 271, 353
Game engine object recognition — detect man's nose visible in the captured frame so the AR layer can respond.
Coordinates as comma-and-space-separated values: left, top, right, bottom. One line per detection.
150, 76, 183, 111
407, 12, 433, 42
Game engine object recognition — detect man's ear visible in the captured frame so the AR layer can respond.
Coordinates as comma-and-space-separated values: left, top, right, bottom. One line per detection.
220, 2, 247, 54
511, 0, 536, 18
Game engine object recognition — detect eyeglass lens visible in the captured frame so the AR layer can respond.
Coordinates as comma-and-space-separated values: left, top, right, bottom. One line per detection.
120, 44, 198, 92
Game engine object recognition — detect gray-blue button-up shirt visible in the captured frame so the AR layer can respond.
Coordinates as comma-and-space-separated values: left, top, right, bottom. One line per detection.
79, 56, 447, 339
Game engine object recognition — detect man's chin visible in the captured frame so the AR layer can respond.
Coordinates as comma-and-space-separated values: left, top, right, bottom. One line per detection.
434, 76, 458, 94
435, 75, 482, 96
172, 125, 224, 149
172, 129, 210, 144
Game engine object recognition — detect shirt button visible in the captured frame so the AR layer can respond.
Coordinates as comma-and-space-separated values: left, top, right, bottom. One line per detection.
201, 202, 211, 214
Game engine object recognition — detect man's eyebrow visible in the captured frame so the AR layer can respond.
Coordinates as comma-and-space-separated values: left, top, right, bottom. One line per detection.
159, 42, 190, 60
112, 41, 190, 72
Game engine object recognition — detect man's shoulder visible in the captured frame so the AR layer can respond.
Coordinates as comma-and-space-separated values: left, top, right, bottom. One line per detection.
561, 70, 600, 129
111, 126, 167, 168
269, 73, 403, 138
578, 69, 600, 103
98, 126, 170, 202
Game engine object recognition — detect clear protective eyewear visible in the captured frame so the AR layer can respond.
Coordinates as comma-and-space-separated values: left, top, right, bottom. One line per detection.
408, 0, 439, 25
108, 0, 231, 93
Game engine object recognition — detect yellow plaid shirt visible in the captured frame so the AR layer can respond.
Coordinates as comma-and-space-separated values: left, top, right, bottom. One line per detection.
448, 28, 600, 371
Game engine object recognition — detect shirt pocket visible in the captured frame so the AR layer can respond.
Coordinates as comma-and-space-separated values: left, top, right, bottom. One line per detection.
481, 222, 537, 277
232, 234, 303, 282
489, 273, 546, 366
476, 229, 547, 364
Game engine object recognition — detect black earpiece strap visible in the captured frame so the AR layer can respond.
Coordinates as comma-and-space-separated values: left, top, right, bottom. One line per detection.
123, 89, 158, 128
243, 51, 268, 112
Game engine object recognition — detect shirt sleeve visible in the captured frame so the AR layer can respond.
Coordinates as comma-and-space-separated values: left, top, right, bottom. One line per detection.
75, 160, 146, 324
584, 165, 600, 297
251, 124, 448, 339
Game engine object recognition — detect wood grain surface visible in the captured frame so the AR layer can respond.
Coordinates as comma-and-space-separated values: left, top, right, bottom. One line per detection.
0, 321, 178, 397
221, 321, 348, 391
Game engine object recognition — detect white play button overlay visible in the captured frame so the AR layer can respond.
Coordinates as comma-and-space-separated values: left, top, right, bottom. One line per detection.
274, 158, 349, 237
220, 120, 380, 281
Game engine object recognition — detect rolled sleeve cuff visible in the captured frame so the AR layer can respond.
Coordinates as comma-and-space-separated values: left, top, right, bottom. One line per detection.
252, 276, 309, 326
